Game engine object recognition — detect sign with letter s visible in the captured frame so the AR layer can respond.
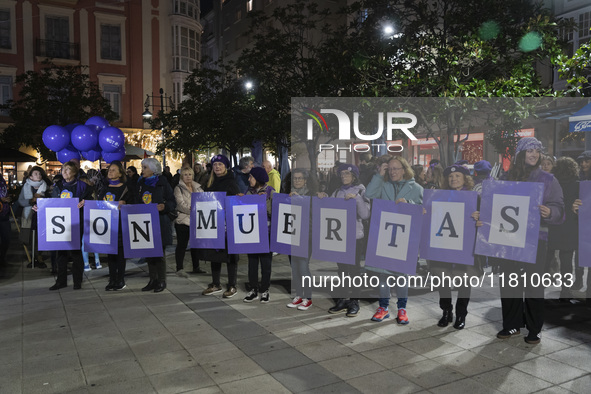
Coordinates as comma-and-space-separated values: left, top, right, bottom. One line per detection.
37, 198, 80, 251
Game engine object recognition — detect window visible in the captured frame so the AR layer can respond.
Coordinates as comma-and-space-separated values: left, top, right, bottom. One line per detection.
173, 0, 199, 21
45, 16, 70, 58
173, 81, 182, 105
172, 25, 200, 72
0, 9, 10, 49
579, 11, 591, 39
247, 0, 253, 12
101, 24, 121, 61
0, 76, 11, 115
103, 84, 121, 121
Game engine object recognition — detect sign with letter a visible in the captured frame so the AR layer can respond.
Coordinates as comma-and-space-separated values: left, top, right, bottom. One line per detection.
83, 200, 119, 254
37, 198, 80, 251
365, 198, 423, 274
270, 193, 310, 257
190, 192, 226, 249
226, 194, 269, 254
578, 181, 591, 267
475, 180, 543, 264
121, 204, 162, 258
311, 197, 356, 265
420, 189, 478, 265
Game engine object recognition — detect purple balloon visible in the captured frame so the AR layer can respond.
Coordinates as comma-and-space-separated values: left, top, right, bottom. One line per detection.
85, 116, 110, 131
42, 125, 70, 152
65, 123, 81, 133
57, 145, 81, 164
99, 127, 125, 153
102, 148, 126, 163
71, 125, 99, 152
82, 149, 102, 162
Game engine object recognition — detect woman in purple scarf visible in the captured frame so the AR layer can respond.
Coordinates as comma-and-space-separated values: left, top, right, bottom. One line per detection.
496, 137, 564, 345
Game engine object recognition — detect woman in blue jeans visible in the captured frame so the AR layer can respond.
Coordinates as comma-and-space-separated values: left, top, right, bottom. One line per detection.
365, 156, 423, 324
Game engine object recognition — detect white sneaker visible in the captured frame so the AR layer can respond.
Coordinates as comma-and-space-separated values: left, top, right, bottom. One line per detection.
84, 265, 91, 272
297, 299, 312, 311
95, 263, 102, 269
287, 296, 303, 308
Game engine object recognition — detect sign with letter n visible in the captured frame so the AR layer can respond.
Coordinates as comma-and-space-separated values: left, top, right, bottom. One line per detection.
270, 193, 310, 258
83, 200, 119, 254
311, 196, 357, 265
190, 192, 226, 249
420, 189, 478, 265
121, 204, 162, 258
475, 180, 543, 264
37, 198, 80, 251
225, 194, 269, 254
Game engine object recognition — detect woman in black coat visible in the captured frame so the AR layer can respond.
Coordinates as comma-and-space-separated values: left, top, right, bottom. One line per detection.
137, 158, 176, 293
201, 155, 240, 297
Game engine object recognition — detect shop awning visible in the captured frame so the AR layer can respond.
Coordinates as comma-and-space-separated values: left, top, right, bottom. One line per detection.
124, 144, 154, 160
569, 102, 591, 132
0, 148, 38, 163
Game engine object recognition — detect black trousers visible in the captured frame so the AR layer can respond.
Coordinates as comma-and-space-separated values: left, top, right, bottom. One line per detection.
335, 238, 366, 300
174, 223, 200, 271
498, 240, 546, 335
211, 254, 238, 288
248, 252, 273, 292
439, 287, 471, 317
107, 237, 126, 283
56, 249, 84, 286
146, 244, 167, 282
0, 220, 10, 264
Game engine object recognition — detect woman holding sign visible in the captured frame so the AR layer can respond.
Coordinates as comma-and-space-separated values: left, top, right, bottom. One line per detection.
98, 161, 134, 291
320, 164, 370, 317
137, 158, 176, 293
366, 156, 423, 324
48, 161, 94, 290
242, 167, 275, 303
431, 164, 481, 330
201, 155, 240, 297
496, 137, 564, 345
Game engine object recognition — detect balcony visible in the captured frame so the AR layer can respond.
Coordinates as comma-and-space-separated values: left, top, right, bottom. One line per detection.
35, 39, 80, 60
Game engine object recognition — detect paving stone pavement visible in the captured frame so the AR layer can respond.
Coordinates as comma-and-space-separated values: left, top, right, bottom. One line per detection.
1, 231, 591, 393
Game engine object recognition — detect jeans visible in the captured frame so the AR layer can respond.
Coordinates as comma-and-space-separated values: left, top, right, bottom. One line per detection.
81, 235, 100, 266
290, 255, 312, 299
377, 271, 408, 309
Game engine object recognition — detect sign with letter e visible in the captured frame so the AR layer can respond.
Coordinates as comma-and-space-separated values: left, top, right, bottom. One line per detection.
83, 200, 119, 254
475, 180, 543, 264
190, 192, 226, 249
270, 193, 310, 257
579, 181, 591, 267
366, 198, 423, 274
37, 198, 80, 251
311, 197, 356, 265
121, 204, 162, 258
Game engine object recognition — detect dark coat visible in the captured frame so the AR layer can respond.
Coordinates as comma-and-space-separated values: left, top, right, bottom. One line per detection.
549, 181, 578, 251
232, 166, 250, 194
137, 175, 176, 246
204, 171, 240, 196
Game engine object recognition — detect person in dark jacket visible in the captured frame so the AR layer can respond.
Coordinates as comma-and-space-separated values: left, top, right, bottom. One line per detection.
0, 174, 12, 268
137, 158, 176, 293
98, 161, 135, 291
232, 156, 254, 194
202, 155, 241, 297
193, 162, 209, 186
46, 161, 94, 290
496, 137, 564, 345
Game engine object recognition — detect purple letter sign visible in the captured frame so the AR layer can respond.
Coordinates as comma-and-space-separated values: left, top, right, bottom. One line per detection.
420, 189, 478, 265
226, 194, 269, 254
190, 192, 226, 249
579, 181, 591, 267
83, 200, 119, 254
365, 199, 423, 275
37, 198, 80, 251
475, 180, 543, 264
121, 204, 163, 258
311, 197, 356, 265
270, 193, 310, 257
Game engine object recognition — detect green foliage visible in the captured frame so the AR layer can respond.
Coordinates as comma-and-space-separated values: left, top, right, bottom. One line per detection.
556, 42, 591, 97
0, 61, 116, 160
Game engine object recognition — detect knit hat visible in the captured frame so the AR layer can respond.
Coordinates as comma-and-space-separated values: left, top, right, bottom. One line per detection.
443, 164, 470, 178
249, 166, 269, 184
455, 160, 469, 166
211, 154, 230, 168
337, 163, 360, 179
577, 150, 591, 162
474, 160, 492, 174
515, 137, 544, 160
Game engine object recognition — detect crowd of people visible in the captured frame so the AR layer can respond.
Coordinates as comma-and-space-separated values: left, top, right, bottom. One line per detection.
0, 136, 590, 345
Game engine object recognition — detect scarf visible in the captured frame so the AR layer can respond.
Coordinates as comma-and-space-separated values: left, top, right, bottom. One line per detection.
108, 179, 122, 185
143, 175, 159, 187
62, 178, 87, 198
23, 178, 48, 199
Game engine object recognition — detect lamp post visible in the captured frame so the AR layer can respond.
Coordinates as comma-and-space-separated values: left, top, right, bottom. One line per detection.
143, 88, 175, 168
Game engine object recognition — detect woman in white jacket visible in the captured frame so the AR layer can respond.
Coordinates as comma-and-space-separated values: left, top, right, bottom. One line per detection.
174, 166, 204, 277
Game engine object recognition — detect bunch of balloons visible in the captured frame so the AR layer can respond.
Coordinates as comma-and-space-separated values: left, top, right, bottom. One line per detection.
42, 116, 126, 164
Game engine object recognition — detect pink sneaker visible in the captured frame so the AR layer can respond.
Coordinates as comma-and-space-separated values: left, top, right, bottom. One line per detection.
287, 296, 303, 308
297, 299, 312, 311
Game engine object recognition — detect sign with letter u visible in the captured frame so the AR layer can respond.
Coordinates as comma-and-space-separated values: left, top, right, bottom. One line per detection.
226, 194, 269, 254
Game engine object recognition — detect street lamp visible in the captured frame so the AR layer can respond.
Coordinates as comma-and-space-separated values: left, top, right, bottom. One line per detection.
143, 88, 175, 167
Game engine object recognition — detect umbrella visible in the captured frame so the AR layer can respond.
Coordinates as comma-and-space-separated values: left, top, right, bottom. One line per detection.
0, 148, 38, 163
569, 102, 591, 132
124, 144, 154, 160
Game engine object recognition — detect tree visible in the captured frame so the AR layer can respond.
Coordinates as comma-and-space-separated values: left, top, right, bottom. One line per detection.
0, 61, 116, 160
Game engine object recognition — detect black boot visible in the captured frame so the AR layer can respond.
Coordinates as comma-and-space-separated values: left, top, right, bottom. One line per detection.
142, 279, 157, 292
105, 280, 116, 291
328, 298, 349, 314
437, 309, 453, 327
153, 281, 167, 293
346, 299, 360, 317
453, 315, 466, 330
